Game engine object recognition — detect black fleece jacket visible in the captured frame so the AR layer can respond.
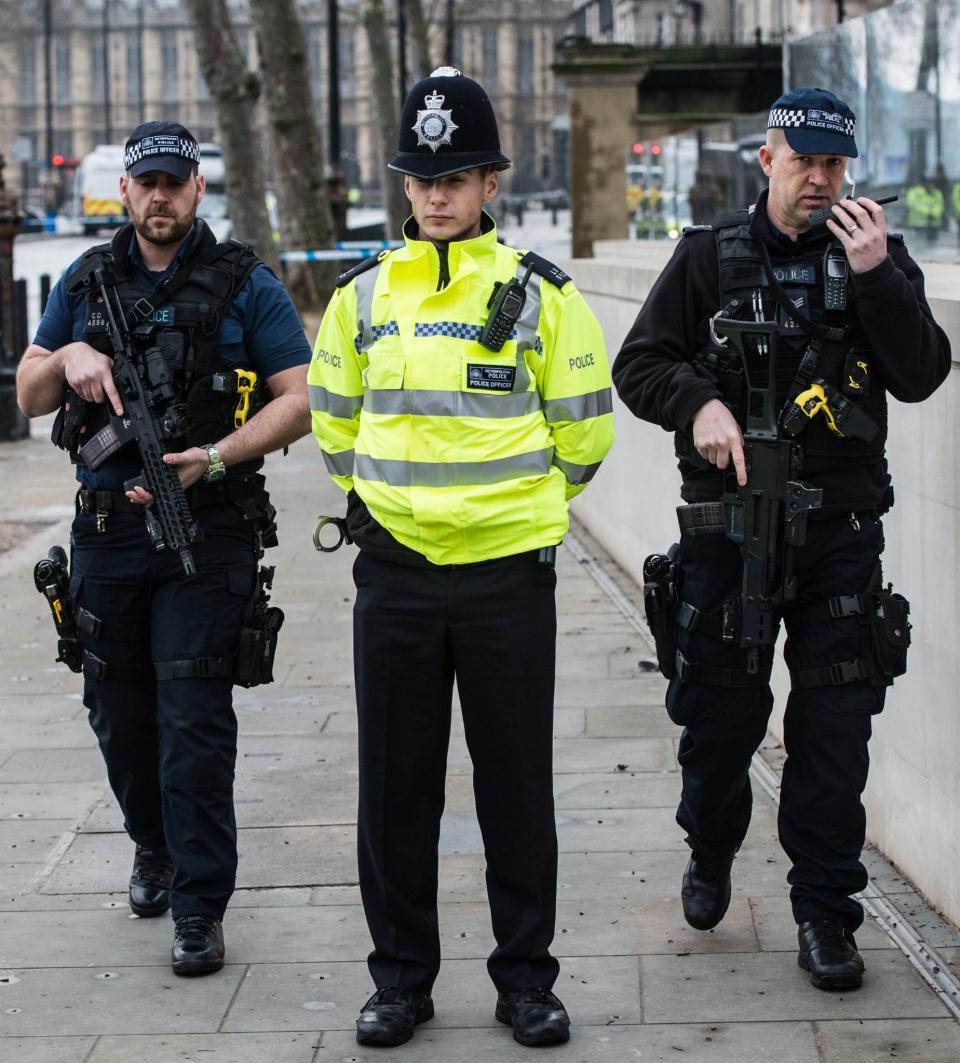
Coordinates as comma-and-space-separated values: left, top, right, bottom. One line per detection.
612, 191, 952, 511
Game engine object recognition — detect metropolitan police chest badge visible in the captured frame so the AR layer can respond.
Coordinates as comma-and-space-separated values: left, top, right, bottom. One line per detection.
413, 87, 459, 153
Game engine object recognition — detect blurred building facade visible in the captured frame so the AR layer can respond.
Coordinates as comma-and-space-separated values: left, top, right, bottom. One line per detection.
0, 0, 573, 208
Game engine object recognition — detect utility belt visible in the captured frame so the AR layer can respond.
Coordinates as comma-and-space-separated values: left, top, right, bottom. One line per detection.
641, 508, 911, 690
33, 542, 284, 689
76, 475, 278, 546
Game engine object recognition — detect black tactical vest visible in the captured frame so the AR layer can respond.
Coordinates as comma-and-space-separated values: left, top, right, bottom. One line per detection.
694, 208, 889, 481
55, 220, 263, 473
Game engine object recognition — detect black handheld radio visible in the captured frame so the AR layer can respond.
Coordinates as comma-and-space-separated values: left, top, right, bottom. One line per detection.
479, 266, 533, 352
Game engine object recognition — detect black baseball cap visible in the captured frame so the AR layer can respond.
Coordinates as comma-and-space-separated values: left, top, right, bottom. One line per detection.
123, 120, 201, 178
767, 87, 858, 158
389, 67, 511, 179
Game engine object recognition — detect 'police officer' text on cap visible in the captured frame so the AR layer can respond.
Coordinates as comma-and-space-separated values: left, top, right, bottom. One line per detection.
389, 68, 511, 180
123, 120, 201, 179
767, 87, 858, 159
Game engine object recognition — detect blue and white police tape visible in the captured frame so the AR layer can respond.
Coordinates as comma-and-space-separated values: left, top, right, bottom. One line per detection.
279, 240, 402, 263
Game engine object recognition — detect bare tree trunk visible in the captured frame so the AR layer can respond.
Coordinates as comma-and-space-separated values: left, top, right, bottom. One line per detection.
362, 0, 408, 239
248, 0, 337, 310
407, 0, 434, 79
184, 0, 279, 275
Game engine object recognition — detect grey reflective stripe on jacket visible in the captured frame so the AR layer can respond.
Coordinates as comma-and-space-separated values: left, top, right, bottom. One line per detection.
321, 449, 356, 477
552, 455, 602, 486
355, 447, 554, 488
353, 264, 380, 357
309, 385, 363, 420
544, 389, 613, 424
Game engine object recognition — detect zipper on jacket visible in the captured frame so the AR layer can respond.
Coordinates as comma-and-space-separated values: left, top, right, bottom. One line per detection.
436, 244, 450, 291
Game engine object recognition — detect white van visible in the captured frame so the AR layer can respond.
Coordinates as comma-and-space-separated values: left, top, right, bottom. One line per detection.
73, 144, 126, 235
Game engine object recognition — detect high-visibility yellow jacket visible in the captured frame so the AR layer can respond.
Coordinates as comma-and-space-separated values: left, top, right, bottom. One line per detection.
309, 218, 614, 565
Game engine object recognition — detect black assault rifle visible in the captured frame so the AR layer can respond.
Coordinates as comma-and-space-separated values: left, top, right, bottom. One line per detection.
712, 317, 822, 674
76, 268, 200, 576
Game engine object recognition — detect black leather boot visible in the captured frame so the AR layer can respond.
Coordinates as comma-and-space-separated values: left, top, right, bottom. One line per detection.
355, 987, 434, 1046
681, 852, 735, 930
171, 915, 225, 976
798, 920, 864, 990
496, 988, 571, 1046
128, 844, 173, 917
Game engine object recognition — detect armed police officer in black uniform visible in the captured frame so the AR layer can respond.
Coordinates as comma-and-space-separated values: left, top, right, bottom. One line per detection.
17, 121, 312, 975
613, 88, 950, 991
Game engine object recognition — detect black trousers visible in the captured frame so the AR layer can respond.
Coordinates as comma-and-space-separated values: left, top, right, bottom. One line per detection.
666, 512, 887, 931
70, 505, 257, 920
352, 548, 561, 995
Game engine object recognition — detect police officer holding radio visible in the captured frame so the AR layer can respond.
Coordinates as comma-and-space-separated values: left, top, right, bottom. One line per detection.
613, 88, 950, 990
309, 70, 613, 1046
17, 121, 312, 975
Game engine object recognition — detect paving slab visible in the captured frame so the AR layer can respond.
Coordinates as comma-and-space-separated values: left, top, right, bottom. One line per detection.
814, 1017, 960, 1062
640, 950, 949, 1023
0, 782, 105, 822
313, 1021, 821, 1062
87, 1032, 321, 1063
0, 747, 106, 784
223, 955, 641, 1033
0, 820, 74, 862
551, 772, 680, 810
2, 1037, 97, 1063
749, 895, 895, 952
0, 964, 246, 1035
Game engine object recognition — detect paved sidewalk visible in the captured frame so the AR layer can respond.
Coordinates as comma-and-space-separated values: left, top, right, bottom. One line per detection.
2, 428, 960, 1063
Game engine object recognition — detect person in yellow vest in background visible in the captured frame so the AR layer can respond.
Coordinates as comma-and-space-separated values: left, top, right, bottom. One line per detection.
905, 181, 944, 243
309, 68, 614, 1050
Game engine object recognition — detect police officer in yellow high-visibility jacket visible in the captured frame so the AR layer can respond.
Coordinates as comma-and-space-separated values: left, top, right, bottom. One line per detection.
309, 69, 613, 1050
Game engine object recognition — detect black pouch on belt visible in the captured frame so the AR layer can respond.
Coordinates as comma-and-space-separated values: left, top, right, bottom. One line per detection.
869, 584, 911, 680
642, 545, 679, 679
234, 565, 285, 688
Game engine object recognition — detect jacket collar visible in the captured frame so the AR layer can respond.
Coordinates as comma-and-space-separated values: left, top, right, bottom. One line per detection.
392, 211, 500, 287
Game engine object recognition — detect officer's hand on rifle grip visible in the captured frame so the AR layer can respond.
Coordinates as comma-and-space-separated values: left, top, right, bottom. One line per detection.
692, 398, 748, 486
125, 446, 211, 505
61, 341, 124, 416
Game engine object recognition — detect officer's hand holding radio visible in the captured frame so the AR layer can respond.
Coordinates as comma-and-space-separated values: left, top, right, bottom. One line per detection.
825, 196, 888, 274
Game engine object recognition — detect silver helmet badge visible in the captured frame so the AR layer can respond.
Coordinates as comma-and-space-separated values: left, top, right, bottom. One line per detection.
413, 89, 459, 153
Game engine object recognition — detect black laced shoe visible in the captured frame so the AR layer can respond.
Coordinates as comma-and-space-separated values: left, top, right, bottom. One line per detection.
171, 915, 225, 976
355, 987, 434, 1046
681, 851, 735, 931
128, 844, 173, 917
496, 987, 571, 1047
798, 920, 864, 990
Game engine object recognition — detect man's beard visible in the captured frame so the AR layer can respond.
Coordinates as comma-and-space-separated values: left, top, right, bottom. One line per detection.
131, 202, 196, 246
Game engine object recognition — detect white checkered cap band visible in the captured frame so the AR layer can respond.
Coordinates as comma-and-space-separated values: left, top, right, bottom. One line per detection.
768, 107, 856, 137
123, 135, 200, 170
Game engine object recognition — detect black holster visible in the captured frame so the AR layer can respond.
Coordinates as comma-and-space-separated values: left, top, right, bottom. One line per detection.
642, 544, 680, 679
233, 564, 285, 688
869, 582, 911, 682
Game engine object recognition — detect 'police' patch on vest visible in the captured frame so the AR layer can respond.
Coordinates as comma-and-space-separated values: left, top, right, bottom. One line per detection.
763, 263, 817, 286
778, 289, 810, 336
467, 363, 515, 391
145, 306, 176, 326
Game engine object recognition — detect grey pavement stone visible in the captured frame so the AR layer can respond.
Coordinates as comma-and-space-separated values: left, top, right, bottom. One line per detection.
550, 738, 676, 775
640, 950, 950, 1023
0, 748, 106, 784
0, 692, 86, 724
749, 895, 895, 952
585, 704, 679, 738
87, 1033, 321, 1063
2, 1037, 97, 1063
883, 891, 960, 949
0, 820, 74, 862
551, 772, 680, 810
314, 1021, 821, 1062
39, 825, 358, 894
814, 1018, 960, 1062
223, 955, 641, 1033
554, 677, 665, 708
0, 965, 245, 1035
0, 887, 313, 913
0, 863, 43, 894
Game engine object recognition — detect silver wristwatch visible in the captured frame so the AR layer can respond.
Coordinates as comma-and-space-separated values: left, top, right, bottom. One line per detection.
201, 444, 227, 482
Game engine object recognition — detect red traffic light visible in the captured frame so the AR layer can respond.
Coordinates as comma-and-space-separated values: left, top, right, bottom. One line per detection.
51, 154, 65, 166
650, 142, 661, 156
632, 143, 645, 154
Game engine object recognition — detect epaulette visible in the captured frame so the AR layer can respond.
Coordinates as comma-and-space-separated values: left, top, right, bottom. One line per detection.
712, 208, 753, 229
335, 250, 390, 289
682, 224, 713, 236
518, 250, 571, 289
